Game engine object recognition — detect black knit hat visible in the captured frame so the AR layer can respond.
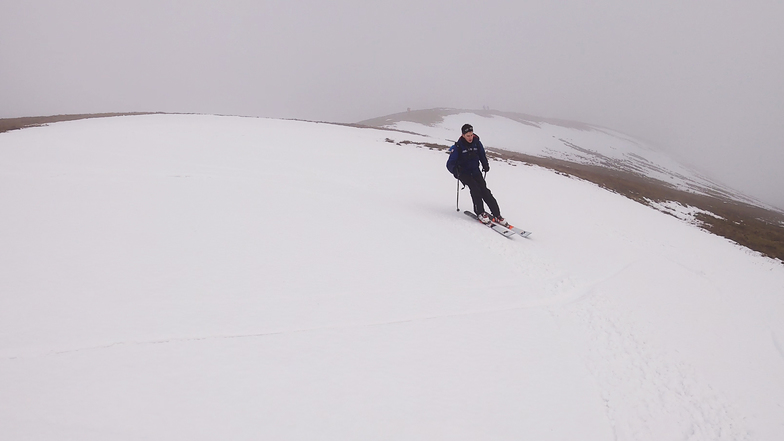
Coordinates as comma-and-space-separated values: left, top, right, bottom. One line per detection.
461, 124, 473, 134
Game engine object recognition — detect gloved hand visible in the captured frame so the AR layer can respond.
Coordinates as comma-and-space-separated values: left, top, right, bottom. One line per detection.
482, 163, 490, 173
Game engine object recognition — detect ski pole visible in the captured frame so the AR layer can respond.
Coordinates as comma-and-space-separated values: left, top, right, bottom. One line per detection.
455, 175, 460, 211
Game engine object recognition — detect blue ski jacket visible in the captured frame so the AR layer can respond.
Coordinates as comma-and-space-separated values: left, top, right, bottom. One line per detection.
446, 134, 489, 178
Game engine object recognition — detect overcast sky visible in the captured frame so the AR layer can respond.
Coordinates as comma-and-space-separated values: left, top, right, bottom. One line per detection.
2, 0, 783, 209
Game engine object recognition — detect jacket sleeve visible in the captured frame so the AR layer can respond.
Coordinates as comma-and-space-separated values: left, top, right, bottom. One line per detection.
477, 140, 489, 170
446, 144, 459, 175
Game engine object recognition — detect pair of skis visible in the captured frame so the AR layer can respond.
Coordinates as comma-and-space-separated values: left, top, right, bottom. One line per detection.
463, 211, 532, 238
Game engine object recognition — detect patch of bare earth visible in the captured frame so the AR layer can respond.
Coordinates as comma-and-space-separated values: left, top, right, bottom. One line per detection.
0, 112, 160, 134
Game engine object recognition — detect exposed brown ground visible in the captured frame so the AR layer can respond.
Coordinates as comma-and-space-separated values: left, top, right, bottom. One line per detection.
0, 112, 159, 134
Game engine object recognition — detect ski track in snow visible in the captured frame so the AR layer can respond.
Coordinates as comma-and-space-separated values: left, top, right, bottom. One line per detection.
555, 258, 751, 441
6, 292, 582, 361
569, 300, 749, 441
2, 249, 755, 440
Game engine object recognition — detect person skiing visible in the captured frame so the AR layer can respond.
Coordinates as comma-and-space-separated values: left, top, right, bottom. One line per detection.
446, 123, 508, 226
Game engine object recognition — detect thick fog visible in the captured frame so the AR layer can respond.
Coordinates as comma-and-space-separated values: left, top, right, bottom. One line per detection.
2, 0, 783, 209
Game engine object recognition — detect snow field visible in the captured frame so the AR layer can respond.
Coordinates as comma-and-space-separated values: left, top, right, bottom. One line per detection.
1, 114, 783, 440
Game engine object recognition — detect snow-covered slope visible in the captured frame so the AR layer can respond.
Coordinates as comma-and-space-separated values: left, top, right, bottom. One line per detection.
1, 114, 783, 440
361, 108, 759, 205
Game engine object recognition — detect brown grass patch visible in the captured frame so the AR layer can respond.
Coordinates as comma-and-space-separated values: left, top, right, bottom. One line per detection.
0, 112, 160, 134
498, 150, 784, 263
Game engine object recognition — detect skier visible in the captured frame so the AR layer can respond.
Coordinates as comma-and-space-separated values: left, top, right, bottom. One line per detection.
446, 123, 508, 226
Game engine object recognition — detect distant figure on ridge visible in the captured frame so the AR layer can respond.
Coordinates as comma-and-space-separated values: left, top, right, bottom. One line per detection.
446, 124, 508, 226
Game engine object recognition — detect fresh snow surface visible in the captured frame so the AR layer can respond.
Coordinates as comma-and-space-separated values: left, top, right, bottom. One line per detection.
647, 199, 725, 225
1, 114, 783, 440
384, 111, 761, 205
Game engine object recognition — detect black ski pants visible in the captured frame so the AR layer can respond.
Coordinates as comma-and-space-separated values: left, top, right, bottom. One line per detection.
459, 172, 501, 218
